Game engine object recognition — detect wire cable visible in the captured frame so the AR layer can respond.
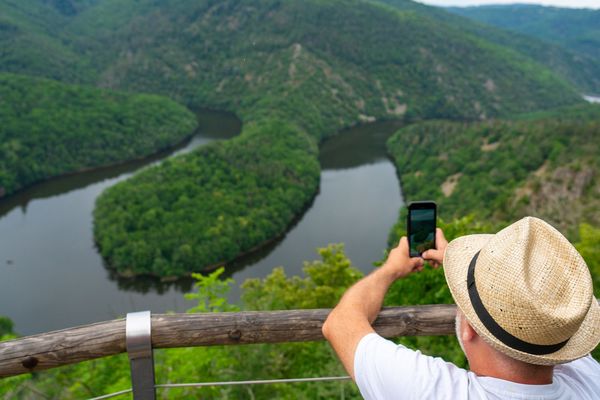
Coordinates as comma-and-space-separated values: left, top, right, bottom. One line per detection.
87, 375, 352, 399
88, 388, 132, 400
155, 375, 352, 388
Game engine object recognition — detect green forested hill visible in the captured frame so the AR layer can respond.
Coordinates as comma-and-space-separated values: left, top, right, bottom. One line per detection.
0, 73, 197, 197
1, 2, 599, 397
0, 0, 587, 121
378, 0, 600, 94
0, 0, 96, 82
387, 103, 600, 238
68, 0, 583, 122
448, 5, 600, 62
80, 0, 588, 277
0, 0, 593, 277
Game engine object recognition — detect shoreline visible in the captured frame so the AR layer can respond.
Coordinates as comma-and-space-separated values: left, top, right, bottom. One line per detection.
0, 108, 243, 202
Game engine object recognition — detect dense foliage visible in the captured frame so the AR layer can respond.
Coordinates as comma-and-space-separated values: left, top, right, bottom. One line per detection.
85, 0, 590, 276
376, 0, 600, 94
387, 104, 600, 237
1, 1, 598, 393
94, 119, 320, 277
72, 0, 584, 122
4, 218, 598, 398
0, 73, 197, 197
448, 5, 600, 63
0, 0, 589, 119
0, 245, 364, 399
1, 0, 592, 276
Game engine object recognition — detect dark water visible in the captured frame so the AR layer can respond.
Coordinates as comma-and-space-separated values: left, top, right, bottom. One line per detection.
0, 116, 404, 336
0, 110, 241, 335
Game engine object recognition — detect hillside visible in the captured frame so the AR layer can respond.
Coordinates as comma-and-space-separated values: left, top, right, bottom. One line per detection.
448, 5, 600, 62
0, 0, 96, 82
378, 0, 600, 94
0, 73, 197, 197
387, 103, 600, 238
79, 0, 591, 277
0, 1, 599, 396
1, 0, 596, 277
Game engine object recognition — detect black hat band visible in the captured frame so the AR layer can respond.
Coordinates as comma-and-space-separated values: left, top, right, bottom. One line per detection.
466, 251, 569, 355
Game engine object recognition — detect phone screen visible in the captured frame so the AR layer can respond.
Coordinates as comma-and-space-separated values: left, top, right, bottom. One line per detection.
408, 203, 436, 257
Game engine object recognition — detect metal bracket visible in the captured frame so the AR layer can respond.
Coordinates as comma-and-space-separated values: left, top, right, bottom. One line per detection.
126, 311, 156, 400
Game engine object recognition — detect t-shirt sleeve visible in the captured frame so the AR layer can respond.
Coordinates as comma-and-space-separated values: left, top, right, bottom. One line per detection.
555, 354, 600, 393
354, 333, 470, 400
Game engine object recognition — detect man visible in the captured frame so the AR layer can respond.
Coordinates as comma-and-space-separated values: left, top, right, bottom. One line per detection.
323, 216, 600, 399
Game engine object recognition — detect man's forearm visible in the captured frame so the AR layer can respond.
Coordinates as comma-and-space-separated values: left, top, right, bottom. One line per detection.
333, 265, 400, 324
322, 236, 424, 378
322, 265, 403, 378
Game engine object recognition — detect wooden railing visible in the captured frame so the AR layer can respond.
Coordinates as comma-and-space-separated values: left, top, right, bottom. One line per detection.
4, 301, 599, 399
0, 304, 456, 378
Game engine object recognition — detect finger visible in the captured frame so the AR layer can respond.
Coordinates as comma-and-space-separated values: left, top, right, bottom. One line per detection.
436, 228, 448, 246
411, 257, 424, 268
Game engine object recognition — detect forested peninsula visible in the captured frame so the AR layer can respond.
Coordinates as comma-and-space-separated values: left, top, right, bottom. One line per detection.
0, 73, 197, 197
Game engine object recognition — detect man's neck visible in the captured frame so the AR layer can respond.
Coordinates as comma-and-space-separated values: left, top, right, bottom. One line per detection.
468, 344, 554, 385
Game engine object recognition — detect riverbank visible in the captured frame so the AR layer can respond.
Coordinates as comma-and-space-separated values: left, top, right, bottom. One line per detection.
0, 110, 241, 335
0, 73, 198, 198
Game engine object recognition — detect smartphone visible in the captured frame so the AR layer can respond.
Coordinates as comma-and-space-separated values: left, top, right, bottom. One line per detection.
407, 201, 437, 257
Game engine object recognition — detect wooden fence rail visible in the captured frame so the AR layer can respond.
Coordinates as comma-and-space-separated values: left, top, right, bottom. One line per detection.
0, 304, 457, 378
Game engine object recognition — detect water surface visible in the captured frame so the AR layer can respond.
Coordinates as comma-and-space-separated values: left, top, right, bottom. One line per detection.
0, 111, 240, 335
584, 95, 600, 104
0, 117, 404, 335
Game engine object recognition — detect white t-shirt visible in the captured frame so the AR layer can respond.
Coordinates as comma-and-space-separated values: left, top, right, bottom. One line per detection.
354, 333, 600, 399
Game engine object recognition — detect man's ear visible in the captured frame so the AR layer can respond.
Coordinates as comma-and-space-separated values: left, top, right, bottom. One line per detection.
462, 317, 478, 343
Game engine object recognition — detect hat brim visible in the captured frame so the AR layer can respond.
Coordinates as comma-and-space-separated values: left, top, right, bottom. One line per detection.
444, 234, 600, 365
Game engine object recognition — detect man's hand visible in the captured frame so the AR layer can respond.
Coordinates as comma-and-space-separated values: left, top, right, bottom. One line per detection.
322, 235, 427, 379
421, 228, 448, 268
382, 236, 425, 279
323, 228, 449, 380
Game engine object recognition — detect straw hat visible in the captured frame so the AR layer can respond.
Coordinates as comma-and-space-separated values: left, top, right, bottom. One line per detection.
444, 216, 600, 365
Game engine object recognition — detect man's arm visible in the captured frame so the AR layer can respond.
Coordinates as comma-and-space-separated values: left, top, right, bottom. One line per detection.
321, 236, 424, 379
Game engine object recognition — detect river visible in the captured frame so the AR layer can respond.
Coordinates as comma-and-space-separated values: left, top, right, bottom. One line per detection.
0, 113, 403, 335
584, 95, 600, 104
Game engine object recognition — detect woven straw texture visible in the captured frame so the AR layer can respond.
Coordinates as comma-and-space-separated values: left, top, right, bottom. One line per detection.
444, 216, 600, 365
